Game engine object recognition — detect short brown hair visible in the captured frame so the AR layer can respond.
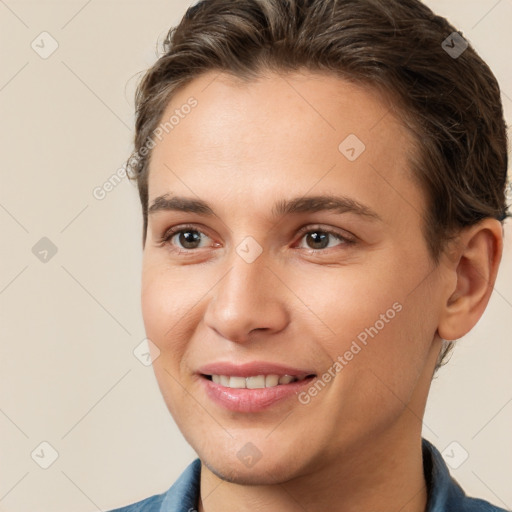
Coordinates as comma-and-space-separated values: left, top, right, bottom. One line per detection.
127, 0, 509, 370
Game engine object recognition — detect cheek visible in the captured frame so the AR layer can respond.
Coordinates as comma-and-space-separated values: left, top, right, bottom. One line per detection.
141, 267, 199, 417
140, 262, 196, 362
302, 259, 437, 388
291, 264, 404, 346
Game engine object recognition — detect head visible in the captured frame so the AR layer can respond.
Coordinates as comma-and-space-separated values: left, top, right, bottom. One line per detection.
129, 0, 508, 485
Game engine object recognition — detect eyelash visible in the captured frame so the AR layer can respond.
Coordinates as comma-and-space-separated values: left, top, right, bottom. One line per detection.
295, 225, 356, 252
158, 224, 356, 255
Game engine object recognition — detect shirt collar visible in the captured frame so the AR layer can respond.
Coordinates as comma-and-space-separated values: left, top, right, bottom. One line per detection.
160, 457, 201, 511
422, 437, 464, 511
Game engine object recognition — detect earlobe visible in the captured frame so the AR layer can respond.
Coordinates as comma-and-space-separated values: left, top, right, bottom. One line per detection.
437, 219, 503, 341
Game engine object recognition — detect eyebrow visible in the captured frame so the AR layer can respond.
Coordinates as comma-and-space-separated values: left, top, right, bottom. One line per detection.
148, 193, 381, 221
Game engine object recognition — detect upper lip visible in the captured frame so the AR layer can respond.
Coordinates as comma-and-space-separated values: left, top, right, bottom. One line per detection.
198, 361, 316, 379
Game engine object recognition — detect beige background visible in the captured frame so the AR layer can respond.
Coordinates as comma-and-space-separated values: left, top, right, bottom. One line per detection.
0, 1, 511, 511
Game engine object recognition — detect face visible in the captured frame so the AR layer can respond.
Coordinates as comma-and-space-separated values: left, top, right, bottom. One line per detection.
141, 70, 445, 484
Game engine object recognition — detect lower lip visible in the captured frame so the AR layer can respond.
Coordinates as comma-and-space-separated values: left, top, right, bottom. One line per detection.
199, 375, 316, 413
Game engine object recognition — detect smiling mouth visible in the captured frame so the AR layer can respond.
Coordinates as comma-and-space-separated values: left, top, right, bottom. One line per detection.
201, 374, 316, 389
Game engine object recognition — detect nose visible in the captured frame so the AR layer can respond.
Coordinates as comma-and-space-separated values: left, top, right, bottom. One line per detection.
203, 251, 290, 344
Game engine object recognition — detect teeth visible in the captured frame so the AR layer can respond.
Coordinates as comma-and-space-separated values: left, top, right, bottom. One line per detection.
209, 374, 302, 389
229, 376, 247, 389
246, 375, 266, 389
265, 374, 279, 387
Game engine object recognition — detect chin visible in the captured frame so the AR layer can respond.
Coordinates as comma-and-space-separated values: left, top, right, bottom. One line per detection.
195, 435, 317, 487
202, 455, 300, 486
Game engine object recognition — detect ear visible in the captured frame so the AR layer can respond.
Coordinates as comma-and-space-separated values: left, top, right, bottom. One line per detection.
437, 218, 503, 341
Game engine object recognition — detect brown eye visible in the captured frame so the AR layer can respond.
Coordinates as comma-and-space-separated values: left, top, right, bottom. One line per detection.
297, 228, 353, 251
304, 231, 332, 250
160, 225, 213, 253
174, 230, 202, 249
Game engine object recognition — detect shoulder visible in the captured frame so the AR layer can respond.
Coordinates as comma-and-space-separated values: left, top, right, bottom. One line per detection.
422, 438, 508, 512
453, 495, 509, 512
106, 458, 202, 512
107, 493, 165, 512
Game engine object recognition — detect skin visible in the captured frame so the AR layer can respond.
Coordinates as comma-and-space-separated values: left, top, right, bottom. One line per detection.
141, 70, 503, 512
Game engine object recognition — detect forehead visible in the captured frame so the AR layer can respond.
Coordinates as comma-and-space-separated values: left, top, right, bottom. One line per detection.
147, 70, 424, 224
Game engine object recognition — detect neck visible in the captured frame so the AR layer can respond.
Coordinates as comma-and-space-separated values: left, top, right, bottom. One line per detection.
197, 425, 428, 512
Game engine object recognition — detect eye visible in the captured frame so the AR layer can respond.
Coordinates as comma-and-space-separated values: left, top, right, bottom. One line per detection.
159, 225, 214, 252
157, 224, 356, 254
295, 226, 355, 251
